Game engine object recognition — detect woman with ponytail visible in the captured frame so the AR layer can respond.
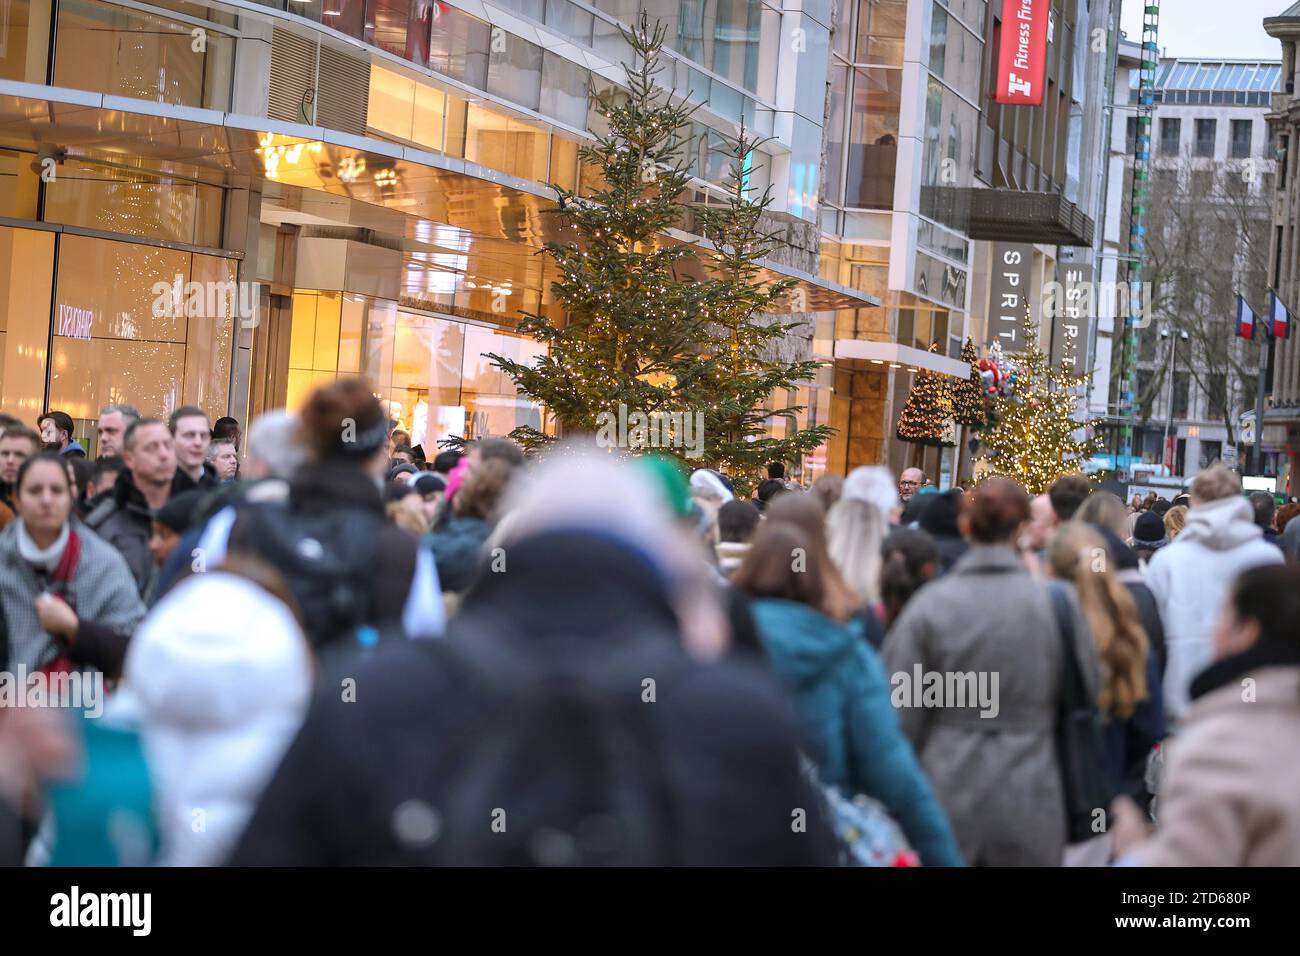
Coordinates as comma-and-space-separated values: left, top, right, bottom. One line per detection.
1047, 522, 1165, 808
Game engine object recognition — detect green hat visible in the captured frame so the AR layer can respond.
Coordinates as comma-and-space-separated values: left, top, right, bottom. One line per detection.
636, 454, 692, 519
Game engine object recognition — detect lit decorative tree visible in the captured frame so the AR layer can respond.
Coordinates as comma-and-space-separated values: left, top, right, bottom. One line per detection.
895, 343, 956, 447
952, 337, 988, 429
685, 124, 833, 490
979, 305, 1103, 494
486, 15, 706, 450
487, 14, 831, 486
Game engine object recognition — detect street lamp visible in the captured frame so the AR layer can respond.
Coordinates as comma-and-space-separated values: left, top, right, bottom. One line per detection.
1160, 327, 1190, 476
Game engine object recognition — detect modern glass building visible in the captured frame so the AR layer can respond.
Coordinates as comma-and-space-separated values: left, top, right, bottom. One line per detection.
0, 0, 868, 463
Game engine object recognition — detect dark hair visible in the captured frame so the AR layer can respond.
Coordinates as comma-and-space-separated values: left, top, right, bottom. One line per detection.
124, 417, 168, 451
393, 444, 414, 457
766, 461, 786, 480
212, 416, 240, 441
384, 480, 418, 504
38, 410, 75, 439
810, 474, 843, 512
1150, 498, 1173, 517
964, 478, 1031, 544
0, 413, 21, 432
756, 478, 786, 503
1228, 564, 1300, 650
433, 449, 463, 474
69, 457, 95, 501
0, 424, 41, 450
1276, 502, 1300, 534
16, 452, 72, 495
299, 377, 387, 462
1250, 490, 1276, 530
880, 528, 939, 628
1048, 474, 1091, 522
918, 489, 963, 538
168, 405, 209, 434
717, 499, 761, 543
93, 455, 124, 481
475, 437, 525, 467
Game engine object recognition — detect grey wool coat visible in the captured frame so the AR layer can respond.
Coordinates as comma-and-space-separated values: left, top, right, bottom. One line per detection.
883, 545, 1101, 866
0, 520, 147, 672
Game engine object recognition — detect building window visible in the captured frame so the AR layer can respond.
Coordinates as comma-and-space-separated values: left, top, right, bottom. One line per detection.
487, 34, 543, 112
1230, 119, 1253, 159
1173, 370, 1190, 418
430, 4, 490, 88
1159, 117, 1181, 156
1194, 118, 1216, 158
1126, 116, 1138, 154
843, 67, 901, 209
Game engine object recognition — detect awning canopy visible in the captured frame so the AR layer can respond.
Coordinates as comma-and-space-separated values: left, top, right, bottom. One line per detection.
832, 339, 970, 377
0, 81, 879, 316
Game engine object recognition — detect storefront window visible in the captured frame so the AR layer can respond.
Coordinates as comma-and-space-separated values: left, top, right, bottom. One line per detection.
0, 149, 40, 220
368, 64, 447, 152
53, 0, 234, 111
0, 0, 52, 83
363, 307, 544, 445
845, 67, 900, 209
430, 4, 489, 88
366, 0, 432, 62
285, 290, 365, 411
0, 226, 55, 420
47, 235, 234, 427
42, 160, 224, 248
465, 105, 550, 182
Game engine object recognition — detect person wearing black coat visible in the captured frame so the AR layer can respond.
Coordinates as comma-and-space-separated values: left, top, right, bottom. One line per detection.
917, 489, 968, 574
228, 530, 838, 866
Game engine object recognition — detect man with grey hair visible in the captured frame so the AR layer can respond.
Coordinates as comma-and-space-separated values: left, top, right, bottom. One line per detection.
243, 410, 307, 483
96, 403, 140, 458
1146, 464, 1283, 720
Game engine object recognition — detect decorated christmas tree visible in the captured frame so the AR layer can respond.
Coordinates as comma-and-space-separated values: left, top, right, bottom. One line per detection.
685, 124, 834, 489
979, 305, 1102, 494
952, 337, 988, 429
485, 14, 709, 451
895, 343, 956, 447
487, 14, 832, 485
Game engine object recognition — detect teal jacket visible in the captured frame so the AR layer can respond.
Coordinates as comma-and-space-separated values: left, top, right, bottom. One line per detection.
749, 598, 963, 866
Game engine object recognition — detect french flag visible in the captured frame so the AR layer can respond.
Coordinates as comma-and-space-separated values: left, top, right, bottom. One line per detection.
1270, 291, 1292, 340
1237, 295, 1257, 340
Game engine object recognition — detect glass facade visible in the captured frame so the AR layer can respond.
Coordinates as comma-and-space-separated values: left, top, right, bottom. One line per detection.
285, 291, 546, 445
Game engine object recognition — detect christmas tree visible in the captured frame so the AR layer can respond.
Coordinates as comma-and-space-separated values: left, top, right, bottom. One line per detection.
952, 337, 988, 428
685, 124, 833, 489
979, 306, 1102, 494
486, 14, 709, 450
895, 343, 956, 447
487, 14, 832, 486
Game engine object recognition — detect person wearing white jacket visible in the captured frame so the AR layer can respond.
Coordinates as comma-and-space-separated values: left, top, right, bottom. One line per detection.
114, 571, 313, 866
1145, 465, 1282, 721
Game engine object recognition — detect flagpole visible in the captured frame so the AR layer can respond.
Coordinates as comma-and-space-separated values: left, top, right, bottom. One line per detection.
1251, 334, 1269, 476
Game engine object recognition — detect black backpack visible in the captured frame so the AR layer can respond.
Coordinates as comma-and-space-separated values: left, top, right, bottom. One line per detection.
390, 629, 691, 866
239, 502, 382, 650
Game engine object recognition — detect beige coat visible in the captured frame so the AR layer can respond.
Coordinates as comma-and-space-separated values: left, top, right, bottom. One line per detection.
1137, 666, 1300, 866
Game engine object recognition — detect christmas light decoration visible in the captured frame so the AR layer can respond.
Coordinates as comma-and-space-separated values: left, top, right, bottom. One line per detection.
953, 337, 989, 429
895, 343, 956, 447
979, 304, 1103, 494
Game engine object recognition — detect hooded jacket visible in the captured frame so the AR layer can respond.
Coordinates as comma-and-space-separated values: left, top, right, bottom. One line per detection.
230, 532, 838, 866
423, 514, 491, 593
748, 597, 962, 867
114, 572, 312, 866
84, 469, 158, 594
1145, 496, 1283, 720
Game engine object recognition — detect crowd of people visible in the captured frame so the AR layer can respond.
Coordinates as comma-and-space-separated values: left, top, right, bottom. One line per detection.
2, 376, 1299, 867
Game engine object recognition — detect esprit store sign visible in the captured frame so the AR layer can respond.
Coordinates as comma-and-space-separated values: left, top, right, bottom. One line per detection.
993, 0, 1049, 106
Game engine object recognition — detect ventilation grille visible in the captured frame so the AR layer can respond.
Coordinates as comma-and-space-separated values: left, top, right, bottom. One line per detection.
317, 46, 371, 138
269, 28, 317, 126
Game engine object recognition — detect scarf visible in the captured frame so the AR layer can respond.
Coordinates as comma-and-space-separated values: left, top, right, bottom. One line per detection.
17, 520, 71, 574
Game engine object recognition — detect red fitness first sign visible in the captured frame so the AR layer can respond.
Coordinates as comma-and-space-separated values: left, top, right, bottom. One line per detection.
993, 0, 1049, 106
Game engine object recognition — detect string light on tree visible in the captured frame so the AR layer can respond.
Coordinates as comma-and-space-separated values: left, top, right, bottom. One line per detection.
895, 343, 957, 447
979, 303, 1103, 494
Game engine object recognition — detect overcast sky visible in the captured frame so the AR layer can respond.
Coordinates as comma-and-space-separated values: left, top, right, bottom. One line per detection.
1120, 0, 1285, 60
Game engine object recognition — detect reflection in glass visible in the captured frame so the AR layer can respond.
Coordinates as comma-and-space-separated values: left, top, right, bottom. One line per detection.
54, 0, 234, 110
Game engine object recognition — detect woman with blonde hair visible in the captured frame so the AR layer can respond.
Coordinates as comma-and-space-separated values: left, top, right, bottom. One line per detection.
1048, 522, 1165, 817
1163, 504, 1188, 541
825, 466, 897, 610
